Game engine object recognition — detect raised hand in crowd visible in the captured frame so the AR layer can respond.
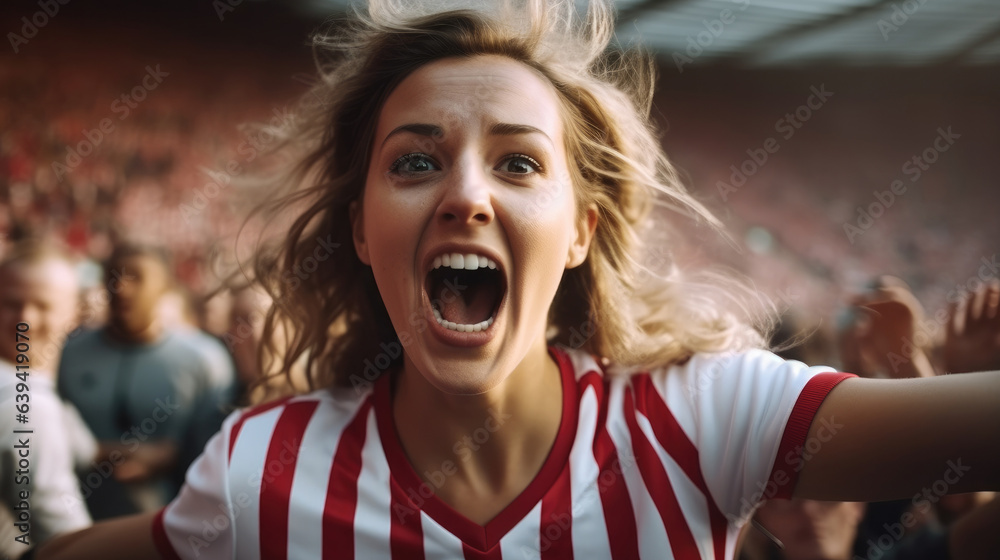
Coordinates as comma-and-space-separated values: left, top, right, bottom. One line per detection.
943, 281, 1000, 374
839, 276, 935, 378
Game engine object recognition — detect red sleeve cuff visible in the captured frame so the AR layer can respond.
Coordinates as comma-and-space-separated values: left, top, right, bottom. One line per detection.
767, 372, 856, 500
152, 506, 183, 560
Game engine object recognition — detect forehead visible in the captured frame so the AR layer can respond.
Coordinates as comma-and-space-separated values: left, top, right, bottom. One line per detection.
0, 258, 77, 297
376, 55, 564, 142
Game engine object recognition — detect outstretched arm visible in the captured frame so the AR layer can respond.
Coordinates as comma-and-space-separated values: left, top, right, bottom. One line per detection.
35, 512, 159, 560
793, 372, 1000, 501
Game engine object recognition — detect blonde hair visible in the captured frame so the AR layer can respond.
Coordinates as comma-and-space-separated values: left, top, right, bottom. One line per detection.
242, 0, 775, 393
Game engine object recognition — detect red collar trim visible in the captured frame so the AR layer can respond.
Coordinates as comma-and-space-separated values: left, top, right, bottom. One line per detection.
374, 345, 578, 552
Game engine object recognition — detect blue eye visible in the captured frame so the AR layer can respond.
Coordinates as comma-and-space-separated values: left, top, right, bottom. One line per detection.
498, 154, 542, 175
389, 153, 437, 176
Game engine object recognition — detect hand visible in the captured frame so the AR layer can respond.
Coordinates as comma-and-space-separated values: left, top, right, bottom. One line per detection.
843, 276, 935, 378
944, 281, 1000, 373
112, 458, 154, 483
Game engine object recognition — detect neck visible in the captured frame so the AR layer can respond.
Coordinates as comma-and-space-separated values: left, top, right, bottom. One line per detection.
393, 338, 564, 494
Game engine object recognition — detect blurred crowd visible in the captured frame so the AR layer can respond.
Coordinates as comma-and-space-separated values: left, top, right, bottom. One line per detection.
739, 275, 1000, 559
2, 26, 999, 560
0, 36, 301, 293
2, 237, 999, 559
0, 236, 308, 558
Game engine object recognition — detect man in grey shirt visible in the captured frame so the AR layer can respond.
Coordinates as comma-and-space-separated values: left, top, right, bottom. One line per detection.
58, 244, 234, 520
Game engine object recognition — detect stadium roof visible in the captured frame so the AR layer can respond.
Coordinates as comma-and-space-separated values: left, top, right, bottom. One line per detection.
305, 0, 1000, 66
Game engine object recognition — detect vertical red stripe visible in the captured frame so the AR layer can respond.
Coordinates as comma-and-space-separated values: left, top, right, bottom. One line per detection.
633, 374, 727, 559
228, 395, 294, 463
580, 373, 639, 560
540, 464, 574, 559
623, 387, 702, 559
581, 372, 641, 560
462, 541, 503, 560
258, 401, 320, 560
323, 399, 374, 560
390, 478, 426, 560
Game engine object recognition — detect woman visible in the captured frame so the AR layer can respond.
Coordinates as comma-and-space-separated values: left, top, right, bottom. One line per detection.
38, 0, 999, 558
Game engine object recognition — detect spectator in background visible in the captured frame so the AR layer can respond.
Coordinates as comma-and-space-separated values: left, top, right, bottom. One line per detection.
156, 285, 237, 489
741, 291, 1000, 560
224, 284, 313, 405
0, 241, 94, 558
225, 286, 269, 403
57, 244, 234, 520
839, 276, 936, 379
741, 499, 866, 560
944, 279, 1000, 375
834, 277, 1000, 558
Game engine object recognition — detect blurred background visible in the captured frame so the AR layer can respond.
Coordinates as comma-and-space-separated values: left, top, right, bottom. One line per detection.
3, 2, 1000, 558
1, 0, 999, 360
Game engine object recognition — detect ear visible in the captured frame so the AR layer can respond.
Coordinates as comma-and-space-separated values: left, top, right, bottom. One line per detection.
349, 200, 371, 265
566, 203, 598, 269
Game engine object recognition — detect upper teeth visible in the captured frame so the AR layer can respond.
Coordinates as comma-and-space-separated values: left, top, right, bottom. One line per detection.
432, 253, 497, 271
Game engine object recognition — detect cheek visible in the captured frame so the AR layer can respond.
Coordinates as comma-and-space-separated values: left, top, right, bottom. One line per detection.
362, 190, 425, 312
363, 191, 416, 264
507, 183, 577, 257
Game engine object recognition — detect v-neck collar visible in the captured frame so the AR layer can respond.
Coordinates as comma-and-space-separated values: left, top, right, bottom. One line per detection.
374, 345, 578, 552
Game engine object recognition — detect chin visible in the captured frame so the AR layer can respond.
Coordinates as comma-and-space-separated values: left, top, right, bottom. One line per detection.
415, 356, 509, 396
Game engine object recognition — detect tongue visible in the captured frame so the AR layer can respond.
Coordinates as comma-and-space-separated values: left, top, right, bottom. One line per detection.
437, 277, 496, 325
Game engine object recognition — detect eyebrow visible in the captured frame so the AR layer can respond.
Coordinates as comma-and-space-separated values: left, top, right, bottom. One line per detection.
379, 121, 552, 149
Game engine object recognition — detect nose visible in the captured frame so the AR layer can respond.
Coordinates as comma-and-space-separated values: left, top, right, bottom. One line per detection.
435, 155, 495, 227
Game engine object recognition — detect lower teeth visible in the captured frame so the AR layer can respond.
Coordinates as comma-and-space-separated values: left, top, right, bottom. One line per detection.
432, 308, 493, 333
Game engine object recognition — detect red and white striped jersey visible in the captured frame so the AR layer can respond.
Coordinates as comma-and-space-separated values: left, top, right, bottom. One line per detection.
153, 345, 854, 559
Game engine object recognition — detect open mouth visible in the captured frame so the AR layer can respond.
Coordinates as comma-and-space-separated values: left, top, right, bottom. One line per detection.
425, 253, 506, 333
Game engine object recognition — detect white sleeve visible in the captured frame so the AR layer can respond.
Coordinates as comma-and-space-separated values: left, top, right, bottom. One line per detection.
652, 349, 854, 523
152, 409, 241, 560
58, 400, 98, 472
30, 389, 92, 543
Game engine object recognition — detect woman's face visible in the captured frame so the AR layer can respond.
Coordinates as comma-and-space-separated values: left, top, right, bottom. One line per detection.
352, 54, 596, 394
